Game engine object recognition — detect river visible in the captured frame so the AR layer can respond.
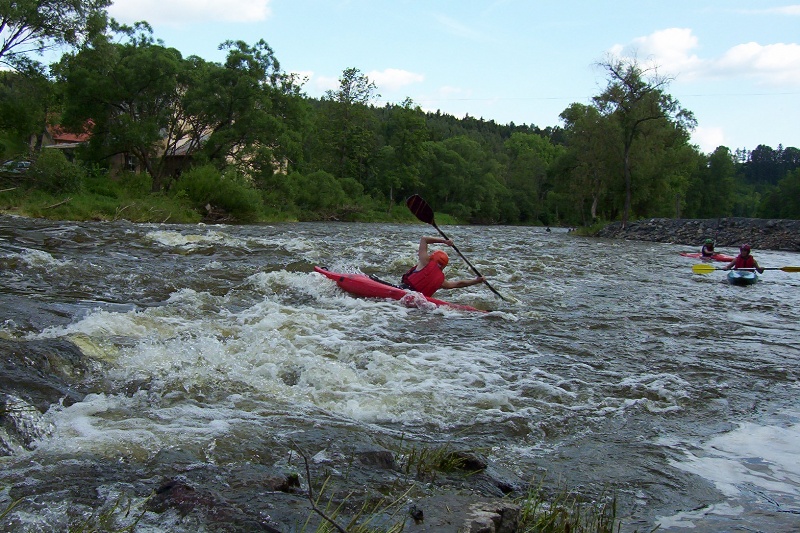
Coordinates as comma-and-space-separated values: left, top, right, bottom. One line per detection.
1, 215, 799, 532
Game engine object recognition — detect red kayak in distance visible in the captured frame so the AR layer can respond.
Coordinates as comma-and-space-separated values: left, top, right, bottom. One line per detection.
314, 266, 486, 313
679, 252, 735, 262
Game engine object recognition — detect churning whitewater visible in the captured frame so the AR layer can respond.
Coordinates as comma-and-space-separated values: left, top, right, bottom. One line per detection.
1, 216, 799, 531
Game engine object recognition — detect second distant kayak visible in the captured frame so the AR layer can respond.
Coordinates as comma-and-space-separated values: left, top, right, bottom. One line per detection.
680, 252, 735, 262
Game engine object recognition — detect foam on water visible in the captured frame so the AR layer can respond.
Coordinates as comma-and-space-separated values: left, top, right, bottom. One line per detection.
146, 227, 240, 250
23, 269, 557, 456
19, 248, 72, 268
657, 420, 800, 528
32, 390, 266, 464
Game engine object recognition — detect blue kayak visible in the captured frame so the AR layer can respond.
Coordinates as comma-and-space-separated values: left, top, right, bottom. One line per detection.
727, 270, 758, 286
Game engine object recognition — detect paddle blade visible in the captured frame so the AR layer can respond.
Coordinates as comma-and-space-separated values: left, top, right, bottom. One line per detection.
406, 194, 435, 224
781, 266, 800, 272
692, 263, 717, 274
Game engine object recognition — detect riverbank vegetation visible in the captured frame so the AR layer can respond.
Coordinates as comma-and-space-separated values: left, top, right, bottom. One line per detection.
2, 2, 799, 227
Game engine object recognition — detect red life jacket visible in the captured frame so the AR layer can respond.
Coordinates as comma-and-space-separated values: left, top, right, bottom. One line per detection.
401, 260, 445, 296
734, 255, 755, 269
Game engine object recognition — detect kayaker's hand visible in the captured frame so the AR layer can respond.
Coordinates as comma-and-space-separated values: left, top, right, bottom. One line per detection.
443, 239, 454, 247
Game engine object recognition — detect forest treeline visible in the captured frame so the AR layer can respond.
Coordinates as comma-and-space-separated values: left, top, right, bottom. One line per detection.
2, 1, 799, 225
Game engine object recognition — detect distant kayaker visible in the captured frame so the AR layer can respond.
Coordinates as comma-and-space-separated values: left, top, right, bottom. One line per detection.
701, 238, 716, 257
723, 244, 764, 273
400, 236, 486, 296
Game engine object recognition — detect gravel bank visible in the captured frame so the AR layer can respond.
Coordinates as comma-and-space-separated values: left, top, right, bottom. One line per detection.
596, 217, 800, 252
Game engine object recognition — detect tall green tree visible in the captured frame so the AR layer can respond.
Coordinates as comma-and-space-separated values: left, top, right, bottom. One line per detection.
555, 103, 621, 224
759, 168, 800, 218
181, 40, 305, 177
319, 67, 380, 184
503, 131, 564, 223
0, 0, 109, 71
373, 98, 428, 209
0, 68, 52, 152
742, 144, 783, 186
56, 22, 183, 191
593, 56, 696, 226
685, 146, 736, 218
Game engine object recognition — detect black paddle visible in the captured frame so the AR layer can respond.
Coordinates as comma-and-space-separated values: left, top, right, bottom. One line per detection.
406, 194, 507, 301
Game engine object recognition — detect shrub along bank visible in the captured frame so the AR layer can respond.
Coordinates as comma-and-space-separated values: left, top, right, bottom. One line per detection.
0, 153, 422, 224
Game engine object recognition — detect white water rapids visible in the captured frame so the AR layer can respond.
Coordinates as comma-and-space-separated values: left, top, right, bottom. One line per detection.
1, 216, 799, 531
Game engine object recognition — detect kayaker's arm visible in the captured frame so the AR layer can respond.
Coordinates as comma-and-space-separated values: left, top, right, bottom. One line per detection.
418, 236, 453, 267
441, 276, 486, 290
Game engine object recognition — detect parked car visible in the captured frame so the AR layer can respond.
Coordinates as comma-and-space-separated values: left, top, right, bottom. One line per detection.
1, 159, 32, 174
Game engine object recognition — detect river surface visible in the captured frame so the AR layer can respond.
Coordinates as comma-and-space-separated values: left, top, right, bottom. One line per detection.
1, 215, 799, 532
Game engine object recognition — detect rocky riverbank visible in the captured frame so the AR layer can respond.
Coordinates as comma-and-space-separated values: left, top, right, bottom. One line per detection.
595, 217, 800, 253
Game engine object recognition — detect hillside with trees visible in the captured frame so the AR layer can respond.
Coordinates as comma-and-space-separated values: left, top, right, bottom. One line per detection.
2, 2, 799, 224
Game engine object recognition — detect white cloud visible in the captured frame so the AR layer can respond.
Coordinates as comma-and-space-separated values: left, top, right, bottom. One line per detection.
625, 28, 706, 78
692, 125, 726, 154
613, 29, 800, 86
299, 70, 425, 100
108, 0, 272, 25
714, 42, 800, 85
309, 74, 339, 95
739, 5, 800, 15
367, 68, 424, 92
771, 5, 800, 15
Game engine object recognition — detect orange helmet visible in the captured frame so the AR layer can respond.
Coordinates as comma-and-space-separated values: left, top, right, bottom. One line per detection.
430, 250, 449, 267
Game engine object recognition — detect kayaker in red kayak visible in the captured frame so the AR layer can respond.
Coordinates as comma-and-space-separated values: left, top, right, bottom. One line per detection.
400, 236, 486, 297
723, 244, 764, 273
701, 238, 716, 257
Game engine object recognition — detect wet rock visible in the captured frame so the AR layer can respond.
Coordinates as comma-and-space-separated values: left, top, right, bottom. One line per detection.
0, 394, 51, 452
0, 338, 93, 412
148, 477, 283, 533
0, 294, 80, 333
0, 337, 102, 454
450, 450, 488, 471
402, 495, 520, 533
354, 444, 397, 469
473, 463, 528, 497
460, 501, 520, 533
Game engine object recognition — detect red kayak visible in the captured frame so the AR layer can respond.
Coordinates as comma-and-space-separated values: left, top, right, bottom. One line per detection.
314, 266, 485, 313
679, 252, 735, 262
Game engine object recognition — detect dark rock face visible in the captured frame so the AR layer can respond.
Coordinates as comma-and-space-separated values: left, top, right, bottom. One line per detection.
1, 338, 99, 454
0, 338, 93, 412
596, 218, 800, 252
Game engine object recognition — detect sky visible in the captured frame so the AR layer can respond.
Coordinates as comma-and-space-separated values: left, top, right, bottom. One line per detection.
104, 0, 800, 154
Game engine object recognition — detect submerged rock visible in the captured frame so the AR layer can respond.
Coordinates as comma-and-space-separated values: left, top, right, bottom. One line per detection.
0, 338, 94, 413
0, 337, 100, 455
